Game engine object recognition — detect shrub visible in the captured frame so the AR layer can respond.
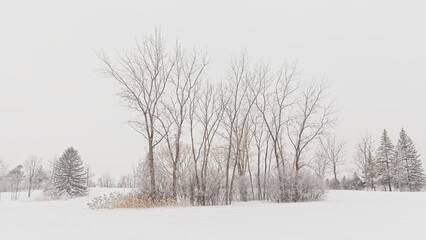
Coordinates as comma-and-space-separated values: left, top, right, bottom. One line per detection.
327, 178, 341, 190
269, 171, 325, 202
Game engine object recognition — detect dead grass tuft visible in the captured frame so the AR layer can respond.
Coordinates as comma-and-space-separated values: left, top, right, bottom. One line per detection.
88, 191, 178, 209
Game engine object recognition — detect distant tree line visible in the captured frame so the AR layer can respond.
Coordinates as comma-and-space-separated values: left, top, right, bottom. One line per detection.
326, 128, 425, 191
0, 158, 47, 200
0, 146, 89, 200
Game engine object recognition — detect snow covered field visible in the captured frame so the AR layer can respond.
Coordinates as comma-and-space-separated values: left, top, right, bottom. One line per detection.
1, 189, 425, 240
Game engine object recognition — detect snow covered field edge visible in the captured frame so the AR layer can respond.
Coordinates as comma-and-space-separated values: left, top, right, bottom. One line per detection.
1, 189, 425, 240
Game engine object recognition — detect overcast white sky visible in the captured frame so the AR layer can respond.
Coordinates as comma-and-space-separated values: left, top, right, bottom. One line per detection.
1, 0, 425, 178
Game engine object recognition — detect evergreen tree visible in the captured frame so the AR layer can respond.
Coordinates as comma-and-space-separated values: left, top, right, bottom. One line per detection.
395, 129, 425, 191
7, 165, 25, 200
341, 176, 349, 190
376, 129, 395, 191
54, 147, 87, 196
349, 172, 364, 190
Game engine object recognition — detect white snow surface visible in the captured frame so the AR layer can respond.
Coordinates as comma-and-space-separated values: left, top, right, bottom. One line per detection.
1, 189, 425, 240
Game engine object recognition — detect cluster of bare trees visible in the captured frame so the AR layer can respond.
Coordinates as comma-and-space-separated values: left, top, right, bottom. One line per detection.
96, 170, 137, 188
101, 29, 338, 205
97, 173, 115, 188
309, 136, 346, 189
0, 156, 48, 200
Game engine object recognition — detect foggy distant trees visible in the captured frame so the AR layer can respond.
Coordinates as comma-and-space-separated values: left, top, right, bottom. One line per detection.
339, 172, 364, 190
0, 152, 88, 200
54, 147, 87, 197
350, 128, 425, 191
101, 29, 338, 204
354, 134, 377, 190
7, 165, 25, 200
310, 149, 329, 180
315, 135, 345, 189
287, 81, 336, 174
0, 158, 47, 200
98, 173, 115, 188
24, 155, 43, 197
85, 165, 95, 188
117, 173, 135, 188
0, 160, 7, 199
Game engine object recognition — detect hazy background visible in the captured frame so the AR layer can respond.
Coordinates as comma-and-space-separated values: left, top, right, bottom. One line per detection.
1, 0, 425, 178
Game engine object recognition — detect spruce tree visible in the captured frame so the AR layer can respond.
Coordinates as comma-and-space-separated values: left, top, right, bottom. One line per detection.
7, 165, 25, 200
376, 129, 395, 191
54, 146, 87, 196
395, 129, 425, 191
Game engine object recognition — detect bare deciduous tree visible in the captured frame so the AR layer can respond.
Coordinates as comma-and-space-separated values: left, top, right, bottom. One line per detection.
191, 82, 225, 205
44, 156, 58, 195
98, 173, 115, 188
85, 165, 95, 188
321, 136, 345, 182
253, 62, 298, 201
24, 155, 42, 197
0, 160, 7, 179
221, 53, 255, 204
355, 133, 376, 190
308, 149, 329, 180
100, 29, 174, 197
287, 81, 337, 173
160, 45, 207, 200
100, 30, 336, 204
251, 115, 270, 199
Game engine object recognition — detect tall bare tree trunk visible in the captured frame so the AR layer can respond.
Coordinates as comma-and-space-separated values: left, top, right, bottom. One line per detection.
148, 139, 156, 197
28, 180, 32, 198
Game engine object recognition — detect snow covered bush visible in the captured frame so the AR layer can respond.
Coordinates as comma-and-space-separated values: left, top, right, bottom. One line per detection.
268, 171, 325, 203
327, 179, 341, 190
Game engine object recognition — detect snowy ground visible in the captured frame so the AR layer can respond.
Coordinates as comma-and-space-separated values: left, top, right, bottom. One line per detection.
1, 189, 425, 240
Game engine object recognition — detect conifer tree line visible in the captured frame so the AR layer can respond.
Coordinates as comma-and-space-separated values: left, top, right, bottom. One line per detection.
338, 128, 425, 191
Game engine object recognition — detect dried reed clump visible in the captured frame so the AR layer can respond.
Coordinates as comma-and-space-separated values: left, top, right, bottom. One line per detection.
88, 191, 177, 209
